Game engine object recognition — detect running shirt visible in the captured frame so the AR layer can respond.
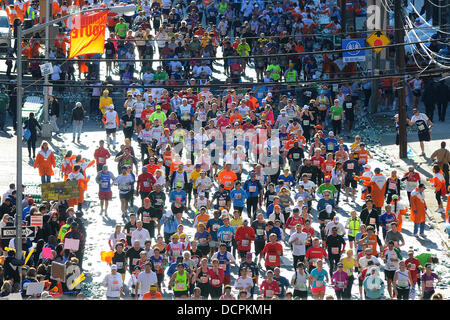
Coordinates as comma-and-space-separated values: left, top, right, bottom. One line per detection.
410, 113, 429, 132
310, 268, 328, 288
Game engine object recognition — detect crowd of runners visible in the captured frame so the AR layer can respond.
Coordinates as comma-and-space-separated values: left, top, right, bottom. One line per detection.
0, 0, 449, 301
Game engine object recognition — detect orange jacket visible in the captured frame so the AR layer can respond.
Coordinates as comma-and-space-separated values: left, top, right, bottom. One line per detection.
410, 188, 426, 223
217, 169, 237, 191
61, 155, 76, 180
33, 150, 56, 177
369, 174, 387, 208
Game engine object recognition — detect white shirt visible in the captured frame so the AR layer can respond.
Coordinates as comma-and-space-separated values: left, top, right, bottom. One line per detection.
234, 276, 254, 294
109, 232, 126, 248
384, 249, 400, 271
103, 273, 123, 298
131, 228, 151, 248
324, 222, 346, 236
137, 270, 158, 296
358, 256, 380, 269
289, 231, 307, 256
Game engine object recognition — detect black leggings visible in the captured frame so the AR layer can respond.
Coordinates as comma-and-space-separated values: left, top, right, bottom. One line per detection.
247, 197, 258, 220
396, 287, 410, 300
435, 191, 442, 206
332, 119, 342, 135
28, 135, 37, 157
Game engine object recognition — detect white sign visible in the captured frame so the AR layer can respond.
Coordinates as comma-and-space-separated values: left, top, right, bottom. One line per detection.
40, 63, 53, 76
25, 282, 45, 296
64, 238, 80, 251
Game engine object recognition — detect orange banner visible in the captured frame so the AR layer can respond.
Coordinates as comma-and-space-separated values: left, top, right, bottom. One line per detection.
69, 11, 108, 59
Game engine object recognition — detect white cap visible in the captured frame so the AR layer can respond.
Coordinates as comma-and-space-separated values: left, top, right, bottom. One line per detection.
329, 131, 334, 136
109, 105, 114, 110
267, 92, 272, 97
111, 264, 118, 270
364, 164, 371, 169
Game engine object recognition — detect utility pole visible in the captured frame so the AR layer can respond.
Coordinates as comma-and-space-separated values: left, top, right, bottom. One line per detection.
16, 26, 23, 262
395, 0, 407, 158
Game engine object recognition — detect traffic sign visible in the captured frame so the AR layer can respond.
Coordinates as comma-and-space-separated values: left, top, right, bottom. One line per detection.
342, 38, 366, 62
30, 215, 43, 227
366, 30, 391, 53
1, 226, 36, 239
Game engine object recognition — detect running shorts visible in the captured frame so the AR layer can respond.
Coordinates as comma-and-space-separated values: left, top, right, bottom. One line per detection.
99, 190, 112, 200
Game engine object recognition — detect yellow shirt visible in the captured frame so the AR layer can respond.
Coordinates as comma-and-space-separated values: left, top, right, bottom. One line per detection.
341, 257, 355, 276
230, 217, 243, 231
99, 96, 113, 114
190, 170, 202, 189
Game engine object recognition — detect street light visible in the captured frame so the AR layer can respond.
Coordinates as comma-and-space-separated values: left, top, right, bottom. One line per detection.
14, 4, 136, 260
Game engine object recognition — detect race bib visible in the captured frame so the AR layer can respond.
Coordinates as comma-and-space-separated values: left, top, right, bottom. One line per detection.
425, 280, 434, 288
154, 262, 161, 269
199, 238, 207, 245
369, 218, 376, 225
99, 157, 105, 163
346, 103, 352, 108
326, 165, 332, 172
347, 163, 354, 170
388, 182, 396, 190
165, 160, 171, 166
316, 280, 324, 287
360, 158, 366, 164
225, 181, 232, 188
126, 121, 133, 127
241, 240, 249, 247
132, 258, 139, 265
116, 262, 123, 269
235, 193, 241, 199
176, 283, 186, 290
213, 224, 220, 231
266, 289, 274, 297
268, 255, 276, 263
398, 279, 408, 287
418, 124, 425, 131
293, 153, 300, 159
409, 264, 416, 271
334, 116, 340, 121
143, 217, 151, 223
320, 104, 325, 110
223, 234, 232, 241
101, 182, 109, 188
219, 263, 226, 270
249, 186, 256, 192
337, 281, 345, 288
313, 160, 320, 166
303, 120, 310, 126
143, 181, 150, 187
219, 200, 226, 206
200, 276, 208, 283
331, 247, 339, 255
256, 229, 264, 236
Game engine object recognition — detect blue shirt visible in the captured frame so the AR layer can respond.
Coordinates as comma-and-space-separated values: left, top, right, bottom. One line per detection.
310, 268, 328, 288
161, 214, 179, 234
274, 275, 290, 298
217, 225, 235, 246
243, 179, 263, 198
206, 218, 224, 241
277, 174, 296, 187
333, 144, 349, 153
230, 188, 247, 208
169, 190, 187, 206
324, 138, 338, 153
317, 198, 336, 212
167, 262, 189, 278
194, 230, 210, 246
266, 226, 282, 242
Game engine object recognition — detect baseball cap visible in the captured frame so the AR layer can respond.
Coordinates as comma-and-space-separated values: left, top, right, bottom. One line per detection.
155, 105, 161, 110
418, 183, 426, 189
328, 131, 334, 136
111, 264, 118, 270
176, 182, 183, 187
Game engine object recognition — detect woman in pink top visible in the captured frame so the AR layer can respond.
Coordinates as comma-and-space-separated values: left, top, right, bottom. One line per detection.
331, 263, 348, 300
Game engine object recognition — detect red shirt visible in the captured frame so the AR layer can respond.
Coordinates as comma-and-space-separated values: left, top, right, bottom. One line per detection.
208, 268, 225, 287
285, 216, 304, 231
405, 257, 421, 281
311, 156, 325, 168
137, 172, 156, 193
259, 279, 280, 298
93, 147, 111, 165
234, 226, 256, 251
305, 246, 328, 266
262, 242, 283, 267
141, 108, 154, 122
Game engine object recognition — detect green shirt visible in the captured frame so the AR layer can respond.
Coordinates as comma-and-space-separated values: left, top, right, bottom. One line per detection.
0, 92, 9, 113
154, 71, 168, 81
330, 105, 343, 120
148, 111, 167, 123
267, 64, 281, 80
237, 43, 250, 57
416, 253, 435, 267
115, 22, 129, 38
317, 184, 338, 196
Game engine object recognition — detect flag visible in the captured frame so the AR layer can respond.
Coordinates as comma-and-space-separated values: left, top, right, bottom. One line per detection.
69, 11, 108, 59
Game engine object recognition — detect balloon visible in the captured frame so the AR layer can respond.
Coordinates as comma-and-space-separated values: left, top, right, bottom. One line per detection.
100, 250, 114, 263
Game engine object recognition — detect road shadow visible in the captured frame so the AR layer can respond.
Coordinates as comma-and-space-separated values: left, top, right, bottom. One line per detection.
102, 213, 117, 227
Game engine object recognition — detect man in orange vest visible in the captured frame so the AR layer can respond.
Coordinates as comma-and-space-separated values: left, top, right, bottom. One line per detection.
369, 168, 387, 210
410, 184, 427, 237
55, 28, 69, 56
